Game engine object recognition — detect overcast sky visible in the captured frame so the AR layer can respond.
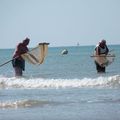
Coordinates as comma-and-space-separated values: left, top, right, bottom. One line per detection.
0, 0, 120, 48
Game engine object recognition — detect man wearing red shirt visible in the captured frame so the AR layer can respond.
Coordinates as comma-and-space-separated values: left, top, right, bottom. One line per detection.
12, 38, 30, 76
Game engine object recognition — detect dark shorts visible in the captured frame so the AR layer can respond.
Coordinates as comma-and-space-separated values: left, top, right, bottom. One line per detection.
12, 58, 25, 71
94, 61, 105, 73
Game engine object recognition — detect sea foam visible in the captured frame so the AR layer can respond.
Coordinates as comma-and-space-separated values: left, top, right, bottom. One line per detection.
0, 75, 120, 89
0, 99, 53, 109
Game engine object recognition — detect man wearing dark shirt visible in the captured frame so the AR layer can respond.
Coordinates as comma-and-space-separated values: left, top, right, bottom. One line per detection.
12, 37, 30, 76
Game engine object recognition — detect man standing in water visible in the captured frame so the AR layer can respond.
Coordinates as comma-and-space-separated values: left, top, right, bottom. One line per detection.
94, 39, 109, 73
12, 37, 30, 76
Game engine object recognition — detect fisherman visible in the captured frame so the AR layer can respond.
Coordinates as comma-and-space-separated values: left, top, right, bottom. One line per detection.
12, 37, 30, 76
94, 39, 109, 73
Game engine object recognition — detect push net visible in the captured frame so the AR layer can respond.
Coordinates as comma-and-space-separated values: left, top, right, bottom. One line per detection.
22, 43, 49, 64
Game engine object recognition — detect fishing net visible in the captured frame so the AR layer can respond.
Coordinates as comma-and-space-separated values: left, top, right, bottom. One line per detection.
21, 43, 49, 64
93, 53, 115, 67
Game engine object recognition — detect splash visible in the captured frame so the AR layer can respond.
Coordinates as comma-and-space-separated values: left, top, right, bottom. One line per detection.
0, 75, 120, 89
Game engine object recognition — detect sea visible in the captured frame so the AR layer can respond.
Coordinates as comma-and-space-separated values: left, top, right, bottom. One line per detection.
0, 45, 120, 120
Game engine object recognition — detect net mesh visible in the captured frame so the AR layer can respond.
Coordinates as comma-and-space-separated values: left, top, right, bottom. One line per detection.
94, 53, 115, 67
21, 43, 49, 64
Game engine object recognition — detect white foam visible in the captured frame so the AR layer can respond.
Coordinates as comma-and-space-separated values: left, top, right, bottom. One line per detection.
0, 99, 50, 109
0, 75, 120, 89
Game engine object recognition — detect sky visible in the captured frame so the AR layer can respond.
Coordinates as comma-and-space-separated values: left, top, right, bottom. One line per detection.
0, 0, 120, 48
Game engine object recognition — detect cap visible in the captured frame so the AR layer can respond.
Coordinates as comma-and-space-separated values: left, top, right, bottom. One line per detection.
101, 39, 106, 44
23, 37, 30, 43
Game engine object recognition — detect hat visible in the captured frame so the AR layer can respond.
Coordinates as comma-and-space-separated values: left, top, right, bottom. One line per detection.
101, 39, 106, 44
23, 37, 30, 45
23, 37, 30, 43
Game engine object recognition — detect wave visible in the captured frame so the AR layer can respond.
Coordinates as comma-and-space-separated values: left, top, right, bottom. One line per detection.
1, 98, 120, 109
0, 75, 120, 89
0, 99, 55, 109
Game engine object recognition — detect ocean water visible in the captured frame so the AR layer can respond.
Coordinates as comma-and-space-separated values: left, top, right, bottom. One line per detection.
0, 45, 120, 120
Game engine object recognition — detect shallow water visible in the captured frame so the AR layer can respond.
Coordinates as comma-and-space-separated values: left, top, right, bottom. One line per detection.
0, 45, 120, 120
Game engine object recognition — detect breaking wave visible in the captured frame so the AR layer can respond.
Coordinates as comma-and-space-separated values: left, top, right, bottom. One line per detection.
0, 99, 55, 109
0, 75, 120, 89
